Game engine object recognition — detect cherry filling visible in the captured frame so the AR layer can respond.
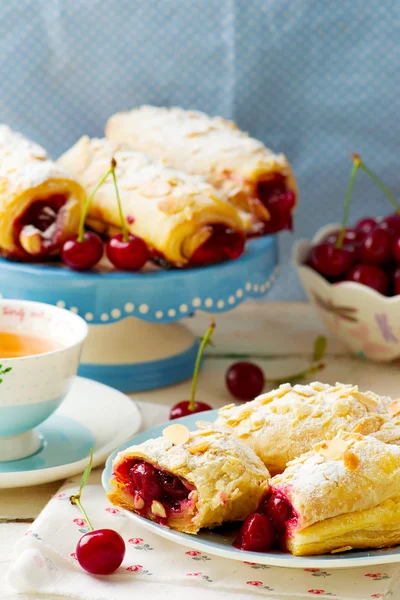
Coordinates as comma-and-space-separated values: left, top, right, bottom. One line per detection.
115, 460, 194, 524
253, 175, 296, 236
189, 224, 245, 267
233, 493, 295, 553
12, 194, 68, 258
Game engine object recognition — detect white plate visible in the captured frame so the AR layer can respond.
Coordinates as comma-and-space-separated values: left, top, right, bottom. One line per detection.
102, 410, 400, 569
0, 376, 141, 488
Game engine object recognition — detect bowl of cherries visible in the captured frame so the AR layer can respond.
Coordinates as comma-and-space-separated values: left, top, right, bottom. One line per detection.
294, 154, 400, 362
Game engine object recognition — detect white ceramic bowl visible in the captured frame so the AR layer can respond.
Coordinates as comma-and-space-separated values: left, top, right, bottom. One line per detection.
293, 224, 400, 362
0, 299, 88, 461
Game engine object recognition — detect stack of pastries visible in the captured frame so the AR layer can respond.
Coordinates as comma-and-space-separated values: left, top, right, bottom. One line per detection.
0, 107, 297, 268
107, 382, 400, 556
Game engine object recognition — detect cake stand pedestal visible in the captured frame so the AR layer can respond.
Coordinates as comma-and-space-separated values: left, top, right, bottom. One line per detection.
0, 237, 279, 391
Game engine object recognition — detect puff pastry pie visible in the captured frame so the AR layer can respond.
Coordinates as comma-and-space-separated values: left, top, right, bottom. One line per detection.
58, 136, 246, 267
106, 105, 297, 235
107, 423, 269, 534
0, 126, 85, 260
266, 433, 400, 555
216, 381, 394, 475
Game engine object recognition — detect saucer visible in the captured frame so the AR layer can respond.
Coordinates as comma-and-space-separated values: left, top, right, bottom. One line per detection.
0, 377, 141, 488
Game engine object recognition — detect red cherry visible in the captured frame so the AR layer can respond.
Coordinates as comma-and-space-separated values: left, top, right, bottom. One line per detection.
157, 472, 189, 501
129, 462, 162, 502
346, 264, 389, 295
233, 513, 276, 552
225, 361, 264, 401
394, 267, 400, 295
61, 232, 103, 271
257, 178, 296, 234
383, 213, 400, 235
359, 228, 393, 266
106, 233, 149, 271
392, 237, 400, 264
76, 529, 125, 575
169, 400, 212, 420
189, 225, 245, 267
310, 243, 355, 278
354, 217, 377, 235
323, 228, 364, 247
265, 495, 294, 530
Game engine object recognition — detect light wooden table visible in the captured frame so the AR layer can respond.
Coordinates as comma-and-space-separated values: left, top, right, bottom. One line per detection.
1, 301, 399, 596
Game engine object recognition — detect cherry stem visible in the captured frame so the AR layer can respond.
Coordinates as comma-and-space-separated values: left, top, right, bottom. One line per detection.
189, 317, 215, 411
271, 362, 325, 386
110, 158, 129, 242
70, 495, 94, 532
78, 166, 114, 243
357, 160, 400, 214
336, 154, 360, 249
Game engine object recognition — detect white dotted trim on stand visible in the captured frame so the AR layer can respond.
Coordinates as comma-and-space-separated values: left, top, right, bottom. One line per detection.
56, 265, 280, 323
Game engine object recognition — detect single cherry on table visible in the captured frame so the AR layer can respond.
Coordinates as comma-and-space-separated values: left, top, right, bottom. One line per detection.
70, 450, 126, 575
169, 318, 215, 420
76, 529, 125, 575
225, 361, 265, 401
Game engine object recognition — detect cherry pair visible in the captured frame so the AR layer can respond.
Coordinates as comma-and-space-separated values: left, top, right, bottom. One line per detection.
62, 159, 149, 272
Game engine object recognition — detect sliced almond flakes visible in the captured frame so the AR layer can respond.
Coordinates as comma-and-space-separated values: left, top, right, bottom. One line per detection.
343, 451, 359, 471
163, 424, 190, 445
187, 441, 211, 454
388, 399, 400, 418
314, 438, 349, 461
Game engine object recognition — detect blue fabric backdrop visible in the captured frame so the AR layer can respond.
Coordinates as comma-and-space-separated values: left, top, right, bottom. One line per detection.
0, 0, 399, 299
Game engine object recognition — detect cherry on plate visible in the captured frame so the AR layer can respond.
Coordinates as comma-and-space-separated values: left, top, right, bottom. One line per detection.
265, 495, 294, 531
106, 233, 149, 271
346, 264, 389, 295
233, 513, 276, 552
76, 528, 125, 575
359, 227, 393, 266
226, 361, 264, 401
354, 217, 377, 235
169, 400, 212, 420
62, 232, 103, 271
311, 243, 355, 278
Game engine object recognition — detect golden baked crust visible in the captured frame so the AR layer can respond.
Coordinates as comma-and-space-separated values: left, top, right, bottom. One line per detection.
105, 105, 297, 230
107, 424, 270, 534
0, 125, 85, 258
216, 382, 395, 475
58, 136, 246, 266
270, 433, 400, 556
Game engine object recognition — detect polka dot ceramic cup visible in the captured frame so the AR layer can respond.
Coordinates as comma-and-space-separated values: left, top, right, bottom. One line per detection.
0, 299, 88, 461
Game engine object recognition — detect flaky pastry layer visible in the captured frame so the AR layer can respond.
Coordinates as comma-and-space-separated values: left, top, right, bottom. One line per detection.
105, 105, 297, 228
216, 381, 396, 475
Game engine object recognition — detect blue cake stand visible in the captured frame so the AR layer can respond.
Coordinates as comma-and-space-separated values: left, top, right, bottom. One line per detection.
0, 237, 278, 392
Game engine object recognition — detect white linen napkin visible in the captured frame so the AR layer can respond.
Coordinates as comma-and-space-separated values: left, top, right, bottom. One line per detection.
7, 470, 400, 600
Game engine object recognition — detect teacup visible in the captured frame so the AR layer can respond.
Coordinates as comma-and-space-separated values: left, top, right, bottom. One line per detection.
0, 299, 88, 461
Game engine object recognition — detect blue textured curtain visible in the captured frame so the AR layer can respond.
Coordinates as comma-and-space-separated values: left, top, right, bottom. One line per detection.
0, 0, 399, 298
